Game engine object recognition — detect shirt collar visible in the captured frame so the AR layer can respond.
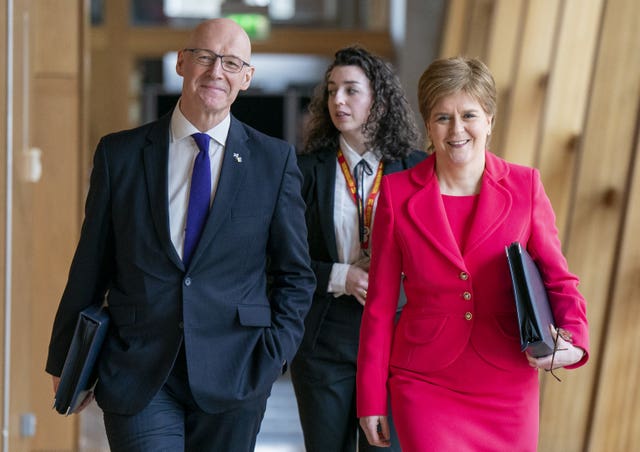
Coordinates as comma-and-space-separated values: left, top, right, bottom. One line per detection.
339, 135, 381, 171
170, 100, 231, 147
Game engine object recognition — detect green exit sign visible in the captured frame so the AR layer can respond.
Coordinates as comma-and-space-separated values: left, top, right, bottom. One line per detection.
226, 13, 271, 40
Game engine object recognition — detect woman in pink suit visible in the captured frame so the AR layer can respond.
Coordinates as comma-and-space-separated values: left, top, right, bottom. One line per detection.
356, 57, 589, 451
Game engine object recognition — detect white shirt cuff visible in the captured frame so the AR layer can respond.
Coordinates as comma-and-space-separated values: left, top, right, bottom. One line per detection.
328, 263, 350, 297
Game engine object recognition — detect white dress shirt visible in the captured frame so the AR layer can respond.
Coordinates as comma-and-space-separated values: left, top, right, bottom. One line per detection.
168, 101, 230, 259
327, 136, 382, 296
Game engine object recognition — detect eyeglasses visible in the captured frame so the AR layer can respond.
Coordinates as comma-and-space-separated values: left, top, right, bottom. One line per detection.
183, 48, 250, 73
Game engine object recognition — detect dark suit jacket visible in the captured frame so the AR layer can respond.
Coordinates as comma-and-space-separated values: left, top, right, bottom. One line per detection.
295, 148, 426, 354
46, 113, 315, 415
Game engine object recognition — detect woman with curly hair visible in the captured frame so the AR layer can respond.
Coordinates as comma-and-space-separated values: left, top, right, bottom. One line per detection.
290, 45, 425, 452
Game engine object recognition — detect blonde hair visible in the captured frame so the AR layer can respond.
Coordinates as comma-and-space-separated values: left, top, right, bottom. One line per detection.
418, 57, 497, 151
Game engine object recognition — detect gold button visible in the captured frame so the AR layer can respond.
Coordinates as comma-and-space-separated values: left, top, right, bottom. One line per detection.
463, 291, 471, 301
459, 271, 469, 280
465, 312, 473, 321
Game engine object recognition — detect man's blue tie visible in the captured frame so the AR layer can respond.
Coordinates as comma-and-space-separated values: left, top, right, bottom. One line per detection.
183, 133, 211, 266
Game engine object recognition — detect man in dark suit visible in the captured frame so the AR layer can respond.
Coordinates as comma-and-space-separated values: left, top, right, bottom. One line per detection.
46, 18, 315, 451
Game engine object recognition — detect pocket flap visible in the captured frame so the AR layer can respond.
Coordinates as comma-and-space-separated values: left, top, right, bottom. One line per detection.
403, 315, 448, 344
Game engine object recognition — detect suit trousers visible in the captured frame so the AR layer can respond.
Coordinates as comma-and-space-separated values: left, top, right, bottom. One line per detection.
291, 296, 400, 452
103, 344, 269, 452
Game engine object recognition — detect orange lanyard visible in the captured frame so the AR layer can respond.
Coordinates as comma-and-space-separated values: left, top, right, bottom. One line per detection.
337, 149, 383, 252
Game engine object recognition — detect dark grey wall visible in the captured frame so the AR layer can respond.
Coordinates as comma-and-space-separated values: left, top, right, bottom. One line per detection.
395, 0, 446, 146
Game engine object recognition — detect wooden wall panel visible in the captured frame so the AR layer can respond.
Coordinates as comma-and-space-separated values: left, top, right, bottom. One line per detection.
29, 0, 84, 450
0, 0, 6, 442
30, 77, 82, 451
501, 0, 560, 167
464, 0, 494, 59
537, 1, 607, 449
439, 0, 470, 58
485, 0, 524, 77
438, 0, 640, 450
483, 0, 525, 157
9, 150, 34, 452
32, 0, 79, 75
589, 125, 640, 451
580, 0, 640, 449
367, 0, 390, 30
6, 1, 36, 450
537, 0, 604, 235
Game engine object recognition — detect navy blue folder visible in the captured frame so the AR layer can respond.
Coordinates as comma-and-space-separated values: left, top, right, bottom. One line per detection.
53, 304, 109, 415
506, 242, 556, 357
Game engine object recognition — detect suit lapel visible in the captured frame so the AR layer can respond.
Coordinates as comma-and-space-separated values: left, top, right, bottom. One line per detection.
464, 155, 512, 255
188, 117, 248, 267
407, 173, 465, 268
384, 150, 427, 175
143, 114, 185, 269
315, 150, 339, 262
406, 152, 512, 265
382, 158, 403, 175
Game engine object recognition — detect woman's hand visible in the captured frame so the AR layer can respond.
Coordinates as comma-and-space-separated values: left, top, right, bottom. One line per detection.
345, 262, 369, 306
527, 325, 585, 371
359, 415, 391, 447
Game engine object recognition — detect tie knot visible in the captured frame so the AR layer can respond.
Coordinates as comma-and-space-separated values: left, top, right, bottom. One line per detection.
355, 159, 373, 177
191, 133, 211, 153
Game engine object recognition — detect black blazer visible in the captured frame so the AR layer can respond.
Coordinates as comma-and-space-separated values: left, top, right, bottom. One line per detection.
46, 113, 316, 415
295, 148, 426, 353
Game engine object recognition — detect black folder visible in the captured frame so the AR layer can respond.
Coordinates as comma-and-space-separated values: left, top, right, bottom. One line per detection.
53, 304, 109, 415
505, 242, 555, 357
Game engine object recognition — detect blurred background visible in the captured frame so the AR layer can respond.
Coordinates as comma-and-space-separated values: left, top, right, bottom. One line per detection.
1, 0, 639, 451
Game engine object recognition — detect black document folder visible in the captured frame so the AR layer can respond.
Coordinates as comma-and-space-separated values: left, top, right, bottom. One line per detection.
53, 304, 109, 415
506, 242, 555, 358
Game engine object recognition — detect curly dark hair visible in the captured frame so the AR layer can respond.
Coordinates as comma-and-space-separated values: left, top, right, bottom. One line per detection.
302, 46, 420, 161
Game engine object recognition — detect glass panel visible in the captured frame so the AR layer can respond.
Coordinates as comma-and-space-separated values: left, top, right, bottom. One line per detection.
91, 0, 104, 25
131, 0, 171, 26
164, 0, 222, 18
128, 0, 389, 30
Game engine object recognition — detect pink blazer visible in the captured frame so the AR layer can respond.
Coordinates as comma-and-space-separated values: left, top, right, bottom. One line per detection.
356, 151, 589, 416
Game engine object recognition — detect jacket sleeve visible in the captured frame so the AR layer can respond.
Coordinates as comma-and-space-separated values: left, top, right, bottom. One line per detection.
356, 177, 403, 416
46, 139, 115, 376
265, 146, 316, 369
297, 153, 335, 295
527, 168, 589, 368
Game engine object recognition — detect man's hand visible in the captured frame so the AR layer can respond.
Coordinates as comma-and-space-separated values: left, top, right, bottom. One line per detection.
52, 375, 94, 414
52, 375, 61, 394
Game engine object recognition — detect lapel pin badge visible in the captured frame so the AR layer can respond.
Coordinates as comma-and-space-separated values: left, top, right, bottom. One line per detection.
233, 153, 243, 163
